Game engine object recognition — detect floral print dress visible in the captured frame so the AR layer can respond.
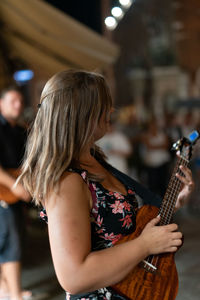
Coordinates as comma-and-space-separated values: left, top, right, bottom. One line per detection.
40, 168, 139, 300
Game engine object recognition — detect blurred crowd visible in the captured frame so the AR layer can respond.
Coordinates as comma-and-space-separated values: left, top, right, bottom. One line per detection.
98, 109, 200, 210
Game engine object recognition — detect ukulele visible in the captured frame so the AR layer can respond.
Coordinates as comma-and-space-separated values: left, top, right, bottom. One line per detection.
0, 169, 21, 204
112, 130, 200, 300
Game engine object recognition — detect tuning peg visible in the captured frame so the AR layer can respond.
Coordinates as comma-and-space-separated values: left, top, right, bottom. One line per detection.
172, 139, 182, 151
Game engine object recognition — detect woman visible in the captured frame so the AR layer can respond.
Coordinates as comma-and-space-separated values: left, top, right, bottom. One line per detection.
17, 70, 194, 300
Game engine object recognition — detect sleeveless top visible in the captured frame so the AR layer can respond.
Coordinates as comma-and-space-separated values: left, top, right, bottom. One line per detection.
40, 168, 139, 300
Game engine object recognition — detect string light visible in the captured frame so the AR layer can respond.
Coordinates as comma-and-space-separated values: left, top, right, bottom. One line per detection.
111, 7, 124, 19
119, 0, 133, 8
104, 16, 117, 30
104, 0, 133, 30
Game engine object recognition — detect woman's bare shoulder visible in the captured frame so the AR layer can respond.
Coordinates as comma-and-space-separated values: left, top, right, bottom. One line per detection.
61, 171, 86, 187
45, 171, 90, 211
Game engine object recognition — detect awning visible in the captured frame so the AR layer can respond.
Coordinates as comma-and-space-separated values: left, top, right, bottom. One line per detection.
0, 0, 119, 76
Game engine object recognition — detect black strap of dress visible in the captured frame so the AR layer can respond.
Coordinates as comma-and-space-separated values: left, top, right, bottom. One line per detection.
96, 158, 162, 208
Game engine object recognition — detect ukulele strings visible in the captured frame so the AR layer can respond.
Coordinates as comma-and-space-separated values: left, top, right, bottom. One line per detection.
148, 167, 183, 269
143, 160, 180, 269
145, 158, 182, 267
147, 156, 188, 268
159, 158, 181, 224
160, 156, 187, 225
162, 157, 188, 225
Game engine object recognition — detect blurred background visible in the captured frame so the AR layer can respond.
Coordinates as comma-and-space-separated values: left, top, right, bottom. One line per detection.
0, 0, 200, 299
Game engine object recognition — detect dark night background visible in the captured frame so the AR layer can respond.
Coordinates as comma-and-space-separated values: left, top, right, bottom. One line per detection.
45, 0, 102, 33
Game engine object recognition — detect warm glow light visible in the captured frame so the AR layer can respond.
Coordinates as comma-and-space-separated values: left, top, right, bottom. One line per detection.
104, 16, 117, 30
119, 0, 133, 8
111, 7, 124, 18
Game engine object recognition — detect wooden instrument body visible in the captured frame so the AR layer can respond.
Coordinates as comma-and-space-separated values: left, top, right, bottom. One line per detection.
112, 204, 178, 300
0, 169, 20, 204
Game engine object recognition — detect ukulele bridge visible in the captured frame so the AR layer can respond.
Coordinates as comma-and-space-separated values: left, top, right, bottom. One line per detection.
141, 259, 157, 273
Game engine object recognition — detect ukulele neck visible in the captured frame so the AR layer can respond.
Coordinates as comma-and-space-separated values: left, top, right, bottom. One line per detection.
159, 155, 189, 225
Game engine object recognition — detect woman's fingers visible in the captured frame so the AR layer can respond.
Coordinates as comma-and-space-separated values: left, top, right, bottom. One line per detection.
180, 164, 191, 173
173, 239, 182, 246
142, 217, 183, 255
167, 246, 178, 253
179, 165, 192, 180
172, 231, 183, 239
165, 223, 178, 232
176, 165, 194, 191
146, 215, 161, 227
167, 238, 182, 252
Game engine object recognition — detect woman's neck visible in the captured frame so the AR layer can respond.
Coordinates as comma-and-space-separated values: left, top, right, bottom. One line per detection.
79, 148, 93, 165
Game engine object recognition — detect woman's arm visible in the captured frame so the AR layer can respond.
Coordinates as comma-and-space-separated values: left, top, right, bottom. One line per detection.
46, 172, 182, 295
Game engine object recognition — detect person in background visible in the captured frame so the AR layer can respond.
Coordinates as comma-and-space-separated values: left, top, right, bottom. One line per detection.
97, 118, 132, 174
164, 112, 182, 144
181, 111, 195, 137
18, 70, 194, 300
141, 119, 171, 197
0, 86, 32, 300
120, 112, 144, 180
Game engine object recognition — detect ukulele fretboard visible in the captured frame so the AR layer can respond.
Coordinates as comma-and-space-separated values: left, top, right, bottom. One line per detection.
159, 156, 189, 226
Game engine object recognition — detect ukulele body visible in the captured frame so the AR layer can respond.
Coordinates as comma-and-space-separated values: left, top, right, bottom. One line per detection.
112, 205, 178, 300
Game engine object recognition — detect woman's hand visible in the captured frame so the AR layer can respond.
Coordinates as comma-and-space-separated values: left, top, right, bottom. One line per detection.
139, 216, 182, 255
175, 165, 194, 210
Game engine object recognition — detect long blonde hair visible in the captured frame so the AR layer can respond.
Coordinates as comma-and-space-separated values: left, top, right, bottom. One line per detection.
18, 70, 112, 205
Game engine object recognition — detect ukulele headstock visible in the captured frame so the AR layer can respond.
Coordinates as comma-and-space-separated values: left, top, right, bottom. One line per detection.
172, 130, 200, 161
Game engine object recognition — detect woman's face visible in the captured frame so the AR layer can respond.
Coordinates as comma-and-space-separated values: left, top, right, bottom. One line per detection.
93, 108, 113, 142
